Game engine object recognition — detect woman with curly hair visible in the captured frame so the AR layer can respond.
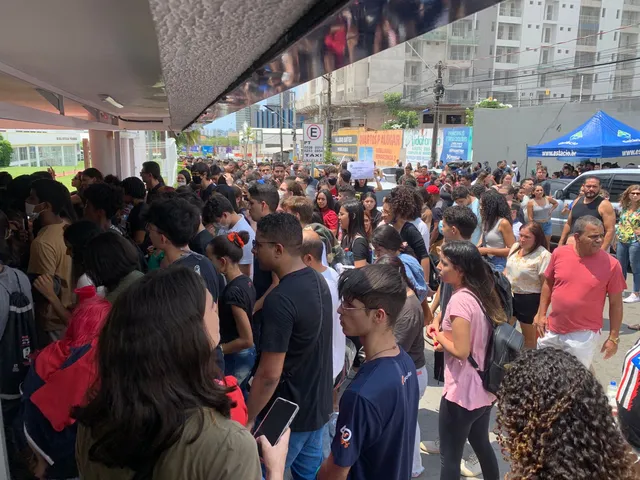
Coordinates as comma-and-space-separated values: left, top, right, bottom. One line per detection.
497, 348, 638, 479
615, 184, 640, 305
478, 189, 515, 273
387, 186, 430, 283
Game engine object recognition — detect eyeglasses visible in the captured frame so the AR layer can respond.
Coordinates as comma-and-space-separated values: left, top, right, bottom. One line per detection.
339, 302, 370, 312
630, 192, 640, 196
253, 240, 278, 249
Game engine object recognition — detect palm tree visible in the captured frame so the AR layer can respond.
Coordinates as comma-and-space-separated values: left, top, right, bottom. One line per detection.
169, 129, 201, 151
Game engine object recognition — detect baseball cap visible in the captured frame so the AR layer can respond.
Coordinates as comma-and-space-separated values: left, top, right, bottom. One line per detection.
426, 185, 440, 194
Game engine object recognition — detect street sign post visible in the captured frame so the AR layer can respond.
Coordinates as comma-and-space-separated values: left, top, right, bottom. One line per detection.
303, 123, 324, 176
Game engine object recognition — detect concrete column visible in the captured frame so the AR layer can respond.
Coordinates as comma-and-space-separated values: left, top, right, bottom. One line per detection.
88, 130, 116, 175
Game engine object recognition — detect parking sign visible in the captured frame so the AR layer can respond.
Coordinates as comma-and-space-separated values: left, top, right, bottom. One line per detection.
303, 123, 324, 163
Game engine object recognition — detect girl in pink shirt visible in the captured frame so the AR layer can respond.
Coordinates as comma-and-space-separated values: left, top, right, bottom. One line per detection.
429, 241, 507, 480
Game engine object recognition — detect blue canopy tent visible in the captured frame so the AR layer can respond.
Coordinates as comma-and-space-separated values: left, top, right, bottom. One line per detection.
527, 110, 640, 159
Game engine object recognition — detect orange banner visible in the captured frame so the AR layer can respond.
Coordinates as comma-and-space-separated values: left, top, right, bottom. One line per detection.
357, 130, 403, 167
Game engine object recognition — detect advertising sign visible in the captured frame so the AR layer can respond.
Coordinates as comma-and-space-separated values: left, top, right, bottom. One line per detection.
357, 130, 403, 166
440, 127, 473, 163
201, 145, 213, 154
303, 123, 325, 163
332, 130, 360, 159
403, 129, 443, 167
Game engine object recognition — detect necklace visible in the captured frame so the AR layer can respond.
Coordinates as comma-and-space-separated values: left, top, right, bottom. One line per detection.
366, 344, 398, 363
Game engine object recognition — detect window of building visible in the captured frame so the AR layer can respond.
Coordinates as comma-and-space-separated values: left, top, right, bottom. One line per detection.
557, 49, 561, 53
446, 114, 463, 124
570, 4, 573, 8
568, 27, 571, 31
562, 3, 566, 7
597, 52, 601, 61
602, 8, 606, 17
536, 24, 540, 29
491, 21, 495, 32
565, 50, 569, 54
560, 26, 564, 30
528, 24, 532, 28
553, 93, 557, 97
489, 45, 494, 55
617, 9, 620, 19
561, 94, 565, 98
594, 73, 598, 82
614, 32, 618, 41
423, 113, 434, 124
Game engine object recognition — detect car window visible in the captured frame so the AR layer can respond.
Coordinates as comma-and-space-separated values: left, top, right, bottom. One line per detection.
609, 174, 640, 202
564, 175, 612, 200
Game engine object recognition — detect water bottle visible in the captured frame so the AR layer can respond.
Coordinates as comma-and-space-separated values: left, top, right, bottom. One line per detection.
607, 381, 618, 416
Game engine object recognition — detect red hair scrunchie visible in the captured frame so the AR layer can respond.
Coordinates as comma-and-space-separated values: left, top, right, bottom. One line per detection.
227, 232, 245, 248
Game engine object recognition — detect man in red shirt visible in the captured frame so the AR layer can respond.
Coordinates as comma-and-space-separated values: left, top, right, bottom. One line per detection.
416, 166, 429, 187
534, 215, 626, 367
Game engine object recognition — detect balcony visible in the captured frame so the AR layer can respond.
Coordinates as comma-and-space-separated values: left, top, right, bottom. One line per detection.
420, 29, 447, 42
625, 0, 640, 12
449, 33, 479, 45
581, 0, 602, 5
497, 9, 523, 24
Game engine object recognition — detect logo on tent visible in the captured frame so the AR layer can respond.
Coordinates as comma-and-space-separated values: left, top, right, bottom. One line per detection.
569, 131, 583, 141
618, 130, 632, 140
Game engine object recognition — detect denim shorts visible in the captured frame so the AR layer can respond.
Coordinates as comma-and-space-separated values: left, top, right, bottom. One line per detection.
539, 221, 552, 235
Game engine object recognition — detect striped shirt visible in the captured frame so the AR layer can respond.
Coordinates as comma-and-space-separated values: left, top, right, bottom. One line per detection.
617, 338, 640, 411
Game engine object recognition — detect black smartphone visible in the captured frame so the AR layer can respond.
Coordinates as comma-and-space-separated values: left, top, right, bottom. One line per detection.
254, 397, 299, 446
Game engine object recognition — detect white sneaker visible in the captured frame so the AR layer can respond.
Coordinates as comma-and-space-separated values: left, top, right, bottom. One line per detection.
624, 293, 640, 303
420, 438, 440, 454
460, 453, 482, 477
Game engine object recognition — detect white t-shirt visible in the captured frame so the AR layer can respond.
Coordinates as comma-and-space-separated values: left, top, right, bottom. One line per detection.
321, 267, 345, 382
230, 216, 256, 267
411, 218, 430, 248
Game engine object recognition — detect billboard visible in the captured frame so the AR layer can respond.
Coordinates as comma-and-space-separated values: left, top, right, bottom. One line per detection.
356, 130, 402, 166
403, 129, 444, 167
440, 127, 473, 163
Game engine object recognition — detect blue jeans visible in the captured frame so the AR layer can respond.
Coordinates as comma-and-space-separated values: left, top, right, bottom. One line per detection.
224, 346, 256, 384
285, 427, 324, 480
617, 241, 640, 292
539, 221, 552, 236
487, 256, 506, 273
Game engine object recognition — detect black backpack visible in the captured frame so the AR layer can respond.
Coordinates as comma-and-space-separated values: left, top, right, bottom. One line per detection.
490, 266, 513, 321
467, 289, 523, 395
0, 270, 38, 399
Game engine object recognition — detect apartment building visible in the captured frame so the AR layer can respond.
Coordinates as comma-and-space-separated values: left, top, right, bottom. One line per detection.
296, 0, 640, 126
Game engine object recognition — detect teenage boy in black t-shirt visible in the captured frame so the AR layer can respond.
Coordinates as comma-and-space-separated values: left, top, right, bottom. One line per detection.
247, 213, 333, 478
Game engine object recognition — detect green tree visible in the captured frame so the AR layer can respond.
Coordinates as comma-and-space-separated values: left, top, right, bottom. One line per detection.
381, 92, 419, 130
170, 129, 201, 150
0, 134, 13, 168
465, 97, 512, 126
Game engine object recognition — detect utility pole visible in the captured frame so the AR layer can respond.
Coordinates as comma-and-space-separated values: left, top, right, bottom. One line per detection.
430, 61, 445, 168
291, 91, 297, 161
324, 73, 332, 151
279, 92, 284, 162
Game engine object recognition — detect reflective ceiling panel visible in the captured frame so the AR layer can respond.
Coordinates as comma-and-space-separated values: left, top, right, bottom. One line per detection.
191, 0, 502, 128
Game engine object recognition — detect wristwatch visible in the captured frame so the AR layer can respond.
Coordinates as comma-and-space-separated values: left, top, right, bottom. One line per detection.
607, 336, 620, 345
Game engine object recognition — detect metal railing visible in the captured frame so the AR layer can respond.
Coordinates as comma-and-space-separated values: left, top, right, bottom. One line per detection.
498, 8, 523, 17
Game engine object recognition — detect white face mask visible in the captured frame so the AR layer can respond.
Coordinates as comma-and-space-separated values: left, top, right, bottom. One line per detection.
177, 180, 187, 187
25, 202, 36, 216
278, 190, 285, 200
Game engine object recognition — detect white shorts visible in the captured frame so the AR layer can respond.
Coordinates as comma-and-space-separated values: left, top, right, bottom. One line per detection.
537, 330, 601, 368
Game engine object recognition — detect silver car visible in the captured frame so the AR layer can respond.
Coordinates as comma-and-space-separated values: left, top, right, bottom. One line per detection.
551, 168, 640, 242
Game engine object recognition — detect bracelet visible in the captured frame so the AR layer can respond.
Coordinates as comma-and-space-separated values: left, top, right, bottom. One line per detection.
607, 336, 620, 345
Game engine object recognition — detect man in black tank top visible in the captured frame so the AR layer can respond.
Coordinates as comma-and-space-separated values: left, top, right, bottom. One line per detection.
559, 176, 616, 250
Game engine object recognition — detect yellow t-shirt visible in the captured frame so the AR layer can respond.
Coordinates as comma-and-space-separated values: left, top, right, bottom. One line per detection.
27, 221, 72, 331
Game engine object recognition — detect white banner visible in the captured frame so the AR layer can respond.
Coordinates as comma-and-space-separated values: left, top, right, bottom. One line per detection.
303, 123, 324, 163
403, 128, 443, 167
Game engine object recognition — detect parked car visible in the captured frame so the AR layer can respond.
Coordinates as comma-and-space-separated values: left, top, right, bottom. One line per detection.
550, 168, 640, 242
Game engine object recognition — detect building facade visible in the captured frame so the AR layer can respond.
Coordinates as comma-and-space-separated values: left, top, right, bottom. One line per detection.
4, 130, 81, 167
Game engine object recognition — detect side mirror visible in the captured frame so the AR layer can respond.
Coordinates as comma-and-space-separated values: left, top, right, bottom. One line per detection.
554, 189, 564, 200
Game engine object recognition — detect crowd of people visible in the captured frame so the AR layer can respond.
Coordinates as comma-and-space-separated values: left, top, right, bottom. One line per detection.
0, 154, 639, 480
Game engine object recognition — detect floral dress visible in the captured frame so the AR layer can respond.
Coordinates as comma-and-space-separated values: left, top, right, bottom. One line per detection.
616, 207, 640, 244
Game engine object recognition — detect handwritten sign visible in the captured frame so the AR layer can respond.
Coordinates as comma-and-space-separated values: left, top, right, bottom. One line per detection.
357, 130, 403, 166
347, 161, 374, 180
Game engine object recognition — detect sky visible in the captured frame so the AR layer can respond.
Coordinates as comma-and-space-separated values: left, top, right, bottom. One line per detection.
204, 85, 306, 133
